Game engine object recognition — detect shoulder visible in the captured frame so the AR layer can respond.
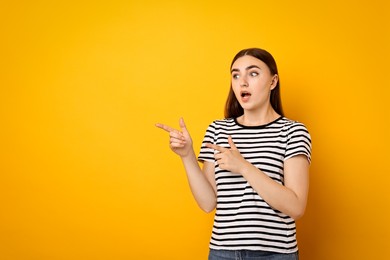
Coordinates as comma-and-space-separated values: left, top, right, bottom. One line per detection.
207, 118, 236, 129
201, 118, 235, 143
280, 117, 311, 146
279, 117, 310, 133
203, 118, 237, 139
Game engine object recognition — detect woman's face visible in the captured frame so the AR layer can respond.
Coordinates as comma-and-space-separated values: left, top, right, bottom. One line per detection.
231, 55, 278, 113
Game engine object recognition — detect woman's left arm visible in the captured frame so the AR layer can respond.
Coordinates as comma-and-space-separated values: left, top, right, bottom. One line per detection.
241, 155, 309, 220
207, 136, 310, 220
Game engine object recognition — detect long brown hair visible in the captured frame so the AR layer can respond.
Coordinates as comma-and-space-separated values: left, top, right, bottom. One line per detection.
224, 48, 284, 118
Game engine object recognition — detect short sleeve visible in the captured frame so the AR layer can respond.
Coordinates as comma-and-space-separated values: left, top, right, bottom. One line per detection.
285, 122, 312, 163
198, 121, 216, 163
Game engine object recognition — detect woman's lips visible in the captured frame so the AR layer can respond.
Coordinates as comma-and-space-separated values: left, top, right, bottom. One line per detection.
240, 91, 251, 102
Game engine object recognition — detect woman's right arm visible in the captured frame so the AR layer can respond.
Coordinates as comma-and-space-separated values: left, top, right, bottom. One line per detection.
180, 152, 216, 213
155, 118, 217, 213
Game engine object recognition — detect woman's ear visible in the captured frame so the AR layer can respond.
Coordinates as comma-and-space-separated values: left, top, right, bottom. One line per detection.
270, 74, 279, 90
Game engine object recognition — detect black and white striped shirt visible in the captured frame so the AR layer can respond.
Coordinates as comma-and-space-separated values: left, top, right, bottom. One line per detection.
198, 116, 311, 253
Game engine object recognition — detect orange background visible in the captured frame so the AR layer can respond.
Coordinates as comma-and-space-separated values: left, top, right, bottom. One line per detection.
1, 1, 389, 259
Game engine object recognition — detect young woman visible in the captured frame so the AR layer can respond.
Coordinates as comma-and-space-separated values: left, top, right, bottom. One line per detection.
156, 48, 311, 260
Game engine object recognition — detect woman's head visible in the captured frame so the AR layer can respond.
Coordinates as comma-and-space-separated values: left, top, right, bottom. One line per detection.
224, 48, 284, 118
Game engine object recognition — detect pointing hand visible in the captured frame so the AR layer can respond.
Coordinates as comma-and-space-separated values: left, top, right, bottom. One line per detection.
155, 118, 193, 158
206, 136, 249, 174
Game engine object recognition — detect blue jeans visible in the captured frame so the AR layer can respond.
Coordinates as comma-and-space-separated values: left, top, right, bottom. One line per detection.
208, 249, 299, 260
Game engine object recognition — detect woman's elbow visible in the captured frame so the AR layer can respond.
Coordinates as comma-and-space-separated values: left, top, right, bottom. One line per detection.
290, 206, 306, 221
202, 206, 215, 213
199, 200, 216, 213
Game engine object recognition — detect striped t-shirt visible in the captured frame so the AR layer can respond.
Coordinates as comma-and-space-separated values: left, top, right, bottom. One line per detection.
198, 116, 311, 254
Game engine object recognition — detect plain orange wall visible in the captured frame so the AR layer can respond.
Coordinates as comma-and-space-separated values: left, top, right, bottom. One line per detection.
1, 1, 389, 259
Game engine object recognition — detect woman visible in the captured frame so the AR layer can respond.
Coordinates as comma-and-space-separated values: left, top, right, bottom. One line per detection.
156, 48, 311, 260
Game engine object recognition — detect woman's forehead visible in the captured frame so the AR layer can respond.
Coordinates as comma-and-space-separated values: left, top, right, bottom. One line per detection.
231, 55, 268, 70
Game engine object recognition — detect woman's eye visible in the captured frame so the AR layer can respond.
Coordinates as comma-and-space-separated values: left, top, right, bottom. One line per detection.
250, 71, 259, 77
232, 74, 240, 79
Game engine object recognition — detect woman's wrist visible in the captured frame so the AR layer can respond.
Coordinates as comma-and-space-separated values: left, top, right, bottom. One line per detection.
180, 148, 196, 161
240, 161, 256, 177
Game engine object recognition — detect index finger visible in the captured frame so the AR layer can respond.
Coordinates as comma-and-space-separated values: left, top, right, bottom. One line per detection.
155, 123, 175, 133
205, 143, 228, 153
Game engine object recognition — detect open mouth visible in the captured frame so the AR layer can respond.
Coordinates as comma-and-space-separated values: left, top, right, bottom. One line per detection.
241, 91, 251, 98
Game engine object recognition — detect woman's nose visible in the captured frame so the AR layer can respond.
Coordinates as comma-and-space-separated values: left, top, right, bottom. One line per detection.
240, 78, 248, 87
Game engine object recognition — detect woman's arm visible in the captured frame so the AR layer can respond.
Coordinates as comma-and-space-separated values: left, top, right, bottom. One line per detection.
156, 118, 217, 213
241, 155, 309, 220
181, 153, 217, 213
207, 136, 309, 220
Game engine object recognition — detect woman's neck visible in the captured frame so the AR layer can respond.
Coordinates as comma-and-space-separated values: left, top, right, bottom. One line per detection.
237, 108, 280, 126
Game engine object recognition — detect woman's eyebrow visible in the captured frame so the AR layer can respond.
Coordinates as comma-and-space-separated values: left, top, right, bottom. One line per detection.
246, 65, 261, 70
231, 65, 261, 73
